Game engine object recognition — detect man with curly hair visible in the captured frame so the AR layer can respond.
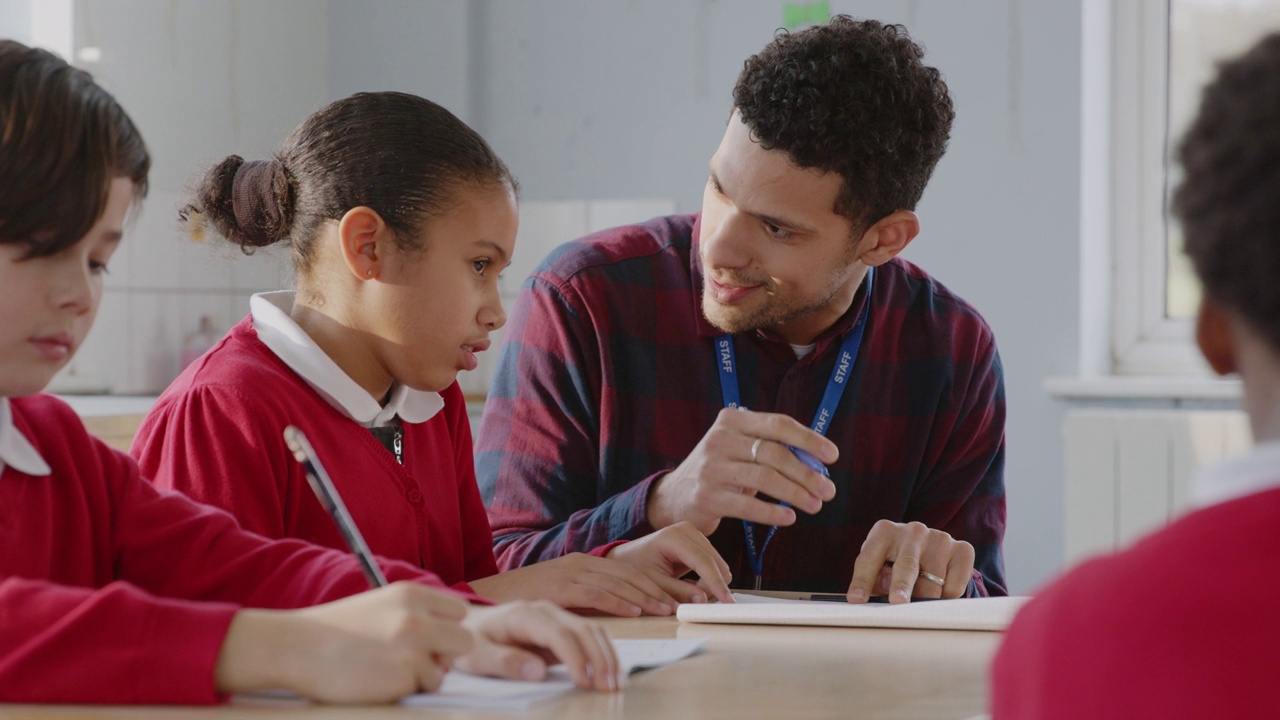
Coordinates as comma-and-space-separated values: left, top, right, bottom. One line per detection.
991, 33, 1280, 718
477, 16, 1007, 601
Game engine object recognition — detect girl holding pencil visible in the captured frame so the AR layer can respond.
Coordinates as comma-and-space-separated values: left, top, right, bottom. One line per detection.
0, 39, 619, 705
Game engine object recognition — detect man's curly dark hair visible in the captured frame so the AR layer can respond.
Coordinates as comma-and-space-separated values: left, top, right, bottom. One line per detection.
733, 15, 954, 231
1173, 32, 1280, 350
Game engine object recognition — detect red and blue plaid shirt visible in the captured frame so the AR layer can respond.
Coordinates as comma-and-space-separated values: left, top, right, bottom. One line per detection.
476, 214, 1007, 595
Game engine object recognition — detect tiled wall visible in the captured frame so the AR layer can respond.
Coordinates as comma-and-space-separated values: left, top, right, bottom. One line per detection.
50, 190, 295, 395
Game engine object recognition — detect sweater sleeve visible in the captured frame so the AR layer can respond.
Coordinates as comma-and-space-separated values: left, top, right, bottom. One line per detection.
910, 336, 1008, 597
131, 384, 292, 540
476, 278, 656, 569
0, 577, 237, 705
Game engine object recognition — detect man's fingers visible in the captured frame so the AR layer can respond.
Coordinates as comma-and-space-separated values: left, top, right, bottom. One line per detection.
943, 541, 976, 599
886, 522, 930, 604
744, 447, 834, 512
715, 490, 797, 527
845, 527, 893, 602
914, 532, 951, 600
727, 409, 840, 465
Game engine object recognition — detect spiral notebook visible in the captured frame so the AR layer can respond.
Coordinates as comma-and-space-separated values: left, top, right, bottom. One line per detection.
675, 593, 1030, 631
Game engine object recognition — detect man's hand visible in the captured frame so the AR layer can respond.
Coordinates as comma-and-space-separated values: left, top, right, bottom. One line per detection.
605, 522, 734, 605
645, 408, 838, 534
845, 520, 975, 603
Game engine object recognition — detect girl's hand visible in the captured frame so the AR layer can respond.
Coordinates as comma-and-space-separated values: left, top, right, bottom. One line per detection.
470, 529, 730, 617
455, 601, 620, 691
215, 582, 473, 703
470, 552, 680, 616
605, 522, 734, 605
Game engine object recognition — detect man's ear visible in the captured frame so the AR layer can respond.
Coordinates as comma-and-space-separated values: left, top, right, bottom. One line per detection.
855, 210, 920, 267
1196, 296, 1239, 376
336, 206, 389, 281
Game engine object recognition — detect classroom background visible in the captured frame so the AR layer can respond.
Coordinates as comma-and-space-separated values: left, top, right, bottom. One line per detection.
2, 0, 1272, 595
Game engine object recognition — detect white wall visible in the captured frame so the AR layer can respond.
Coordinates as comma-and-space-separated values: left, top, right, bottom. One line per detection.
326, 0, 472, 120
51, 0, 327, 394
0, 1, 32, 43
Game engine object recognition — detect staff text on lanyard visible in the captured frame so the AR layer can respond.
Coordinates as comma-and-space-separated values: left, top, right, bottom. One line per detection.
713, 268, 874, 590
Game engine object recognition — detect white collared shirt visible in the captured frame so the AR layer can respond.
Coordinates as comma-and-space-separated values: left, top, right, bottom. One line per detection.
250, 291, 444, 428
0, 397, 52, 477
1190, 440, 1280, 509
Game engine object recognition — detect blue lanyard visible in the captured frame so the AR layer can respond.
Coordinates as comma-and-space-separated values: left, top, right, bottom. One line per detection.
715, 268, 874, 588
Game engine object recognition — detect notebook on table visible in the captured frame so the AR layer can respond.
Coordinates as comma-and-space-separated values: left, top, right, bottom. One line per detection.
400, 637, 708, 711
675, 593, 1030, 632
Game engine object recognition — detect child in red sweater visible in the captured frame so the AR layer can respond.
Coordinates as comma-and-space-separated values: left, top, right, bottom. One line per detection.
991, 33, 1280, 719
0, 39, 618, 705
131, 91, 733, 616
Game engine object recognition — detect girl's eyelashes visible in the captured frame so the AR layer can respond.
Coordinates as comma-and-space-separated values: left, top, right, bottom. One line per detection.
89, 259, 110, 275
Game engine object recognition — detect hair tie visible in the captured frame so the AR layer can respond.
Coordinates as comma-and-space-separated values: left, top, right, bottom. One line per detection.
231, 159, 292, 245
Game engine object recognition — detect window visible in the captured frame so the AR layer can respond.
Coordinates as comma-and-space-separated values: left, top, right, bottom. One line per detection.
1109, 0, 1280, 376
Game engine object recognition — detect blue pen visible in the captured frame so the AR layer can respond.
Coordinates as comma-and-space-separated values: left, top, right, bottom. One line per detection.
787, 445, 830, 477
283, 425, 388, 588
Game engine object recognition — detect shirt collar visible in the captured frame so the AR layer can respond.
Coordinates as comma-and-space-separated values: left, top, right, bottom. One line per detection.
0, 397, 52, 477
250, 291, 444, 426
1190, 440, 1280, 509
688, 214, 872, 349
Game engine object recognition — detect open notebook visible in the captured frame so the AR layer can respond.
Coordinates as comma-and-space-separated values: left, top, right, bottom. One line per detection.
234, 638, 707, 712
675, 593, 1030, 631
400, 637, 707, 711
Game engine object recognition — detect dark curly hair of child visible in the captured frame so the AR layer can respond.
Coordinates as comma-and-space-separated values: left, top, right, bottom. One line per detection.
1173, 32, 1280, 350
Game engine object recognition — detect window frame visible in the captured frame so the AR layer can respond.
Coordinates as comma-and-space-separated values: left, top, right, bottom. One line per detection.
1107, 0, 1210, 377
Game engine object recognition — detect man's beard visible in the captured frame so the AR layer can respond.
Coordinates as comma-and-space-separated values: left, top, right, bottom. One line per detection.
702, 272, 850, 335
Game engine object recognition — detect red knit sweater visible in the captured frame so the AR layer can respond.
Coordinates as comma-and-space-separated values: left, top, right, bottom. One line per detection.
132, 317, 500, 591
991, 486, 1280, 718
0, 394, 454, 704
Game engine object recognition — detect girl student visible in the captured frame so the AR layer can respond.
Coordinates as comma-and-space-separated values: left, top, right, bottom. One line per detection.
130, 91, 733, 616
0, 40, 621, 705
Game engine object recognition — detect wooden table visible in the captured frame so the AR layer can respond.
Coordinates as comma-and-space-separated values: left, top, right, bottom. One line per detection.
0, 617, 998, 719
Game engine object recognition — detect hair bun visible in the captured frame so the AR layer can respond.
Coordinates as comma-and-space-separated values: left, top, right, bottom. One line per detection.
188, 154, 295, 250
231, 159, 294, 247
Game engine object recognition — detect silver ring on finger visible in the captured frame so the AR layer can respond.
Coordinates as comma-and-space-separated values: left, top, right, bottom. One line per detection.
750, 438, 764, 464
918, 570, 945, 586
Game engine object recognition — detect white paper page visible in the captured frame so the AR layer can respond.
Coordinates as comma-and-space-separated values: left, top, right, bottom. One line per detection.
400, 637, 707, 711
677, 594, 1030, 631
